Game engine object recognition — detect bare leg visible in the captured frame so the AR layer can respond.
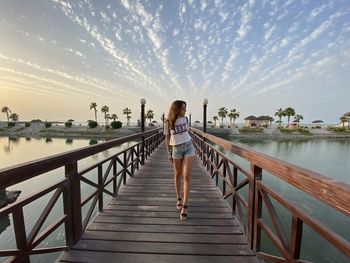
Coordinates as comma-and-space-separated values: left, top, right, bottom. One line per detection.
173, 158, 183, 199
182, 155, 195, 212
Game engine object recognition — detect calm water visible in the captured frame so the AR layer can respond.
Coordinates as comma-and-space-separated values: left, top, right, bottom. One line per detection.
213, 136, 350, 263
0, 136, 349, 262
0, 136, 138, 263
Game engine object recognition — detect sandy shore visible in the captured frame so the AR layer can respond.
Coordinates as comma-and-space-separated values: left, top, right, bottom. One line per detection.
0, 123, 158, 139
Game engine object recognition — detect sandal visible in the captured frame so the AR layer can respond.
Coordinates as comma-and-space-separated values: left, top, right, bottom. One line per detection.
176, 197, 182, 210
180, 205, 188, 220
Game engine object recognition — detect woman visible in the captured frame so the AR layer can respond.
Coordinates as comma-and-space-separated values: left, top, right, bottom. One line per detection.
164, 100, 196, 220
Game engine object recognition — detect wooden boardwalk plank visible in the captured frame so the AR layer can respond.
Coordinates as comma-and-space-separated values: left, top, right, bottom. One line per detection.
59, 141, 261, 263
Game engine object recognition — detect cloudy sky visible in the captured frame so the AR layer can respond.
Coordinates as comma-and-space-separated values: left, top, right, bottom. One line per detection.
0, 0, 349, 124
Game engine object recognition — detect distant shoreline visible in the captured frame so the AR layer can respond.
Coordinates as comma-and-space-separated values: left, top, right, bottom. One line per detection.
0, 123, 157, 139
1, 123, 350, 139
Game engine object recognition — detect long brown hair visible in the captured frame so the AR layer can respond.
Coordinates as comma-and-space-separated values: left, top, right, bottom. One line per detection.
166, 100, 186, 130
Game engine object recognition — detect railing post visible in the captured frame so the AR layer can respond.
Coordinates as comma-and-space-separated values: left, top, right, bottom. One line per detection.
248, 164, 262, 249
131, 148, 134, 176
123, 151, 127, 184
98, 163, 103, 212
232, 166, 238, 214
290, 215, 303, 259
253, 180, 263, 252
202, 98, 208, 166
63, 162, 82, 246
13, 206, 30, 262
113, 159, 117, 195
137, 144, 140, 170
222, 157, 226, 196
140, 98, 145, 165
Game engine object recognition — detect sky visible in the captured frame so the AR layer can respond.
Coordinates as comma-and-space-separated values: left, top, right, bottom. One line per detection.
0, 0, 349, 124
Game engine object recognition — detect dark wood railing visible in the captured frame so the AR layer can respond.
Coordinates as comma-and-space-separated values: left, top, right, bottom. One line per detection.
0, 128, 164, 262
189, 127, 350, 263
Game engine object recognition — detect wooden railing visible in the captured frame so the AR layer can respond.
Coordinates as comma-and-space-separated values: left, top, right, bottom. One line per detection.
189, 127, 350, 263
0, 128, 164, 262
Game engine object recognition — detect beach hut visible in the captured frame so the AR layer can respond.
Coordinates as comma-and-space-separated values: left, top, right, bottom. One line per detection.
244, 115, 272, 127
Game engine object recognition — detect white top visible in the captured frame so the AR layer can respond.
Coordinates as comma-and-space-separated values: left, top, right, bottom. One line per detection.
164, 116, 191, 145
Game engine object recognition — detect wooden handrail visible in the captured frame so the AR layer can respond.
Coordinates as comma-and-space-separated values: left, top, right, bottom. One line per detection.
189, 127, 350, 262
0, 128, 164, 262
190, 127, 350, 217
0, 128, 161, 189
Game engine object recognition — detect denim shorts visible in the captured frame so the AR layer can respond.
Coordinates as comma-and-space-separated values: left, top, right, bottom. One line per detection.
172, 139, 197, 159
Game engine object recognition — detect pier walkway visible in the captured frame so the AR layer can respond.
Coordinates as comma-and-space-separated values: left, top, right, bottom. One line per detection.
58, 142, 260, 263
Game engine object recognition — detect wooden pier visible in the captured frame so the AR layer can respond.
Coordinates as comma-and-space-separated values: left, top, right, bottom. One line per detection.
1, 124, 349, 263
58, 142, 260, 262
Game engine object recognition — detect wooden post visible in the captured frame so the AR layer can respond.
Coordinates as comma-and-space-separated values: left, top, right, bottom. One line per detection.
248, 164, 262, 249
222, 157, 226, 196
232, 166, 238, 214
290, 215, 303, 259
113, 159, 117, 195
63, 162, 82, 246
131, 148, 134, 176
13, 206, 29, 262
141, 100, 145, 165
98, 163, 103, 212
253, 181, 263, 251
123, 151, 127, 184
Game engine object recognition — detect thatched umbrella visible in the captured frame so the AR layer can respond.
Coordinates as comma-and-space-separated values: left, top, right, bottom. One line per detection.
312, 120, 324, 123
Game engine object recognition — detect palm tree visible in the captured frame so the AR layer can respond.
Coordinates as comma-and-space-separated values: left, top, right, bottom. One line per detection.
110, 114, 118, 122
274, 108, 285, 127
123, 107, 132, 126
146, 110, 154, 125
90, 102, 98, 122
1, 106, 11, 122
101, 105, 109, 126
340, 116, 348, 128
284, 107, 296, 128
10, 113, 19, 123
294, 114, 304, 127
218, 107, 228, 127
231, 109, 240, 127
213, 116, 218, 127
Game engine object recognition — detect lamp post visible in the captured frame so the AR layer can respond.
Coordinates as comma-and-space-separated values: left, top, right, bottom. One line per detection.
203, 98, 208, 133
162, 112, 165, 130
202, 98, 208, 166
189, 112, 192, 127
140, 98, 146, 165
